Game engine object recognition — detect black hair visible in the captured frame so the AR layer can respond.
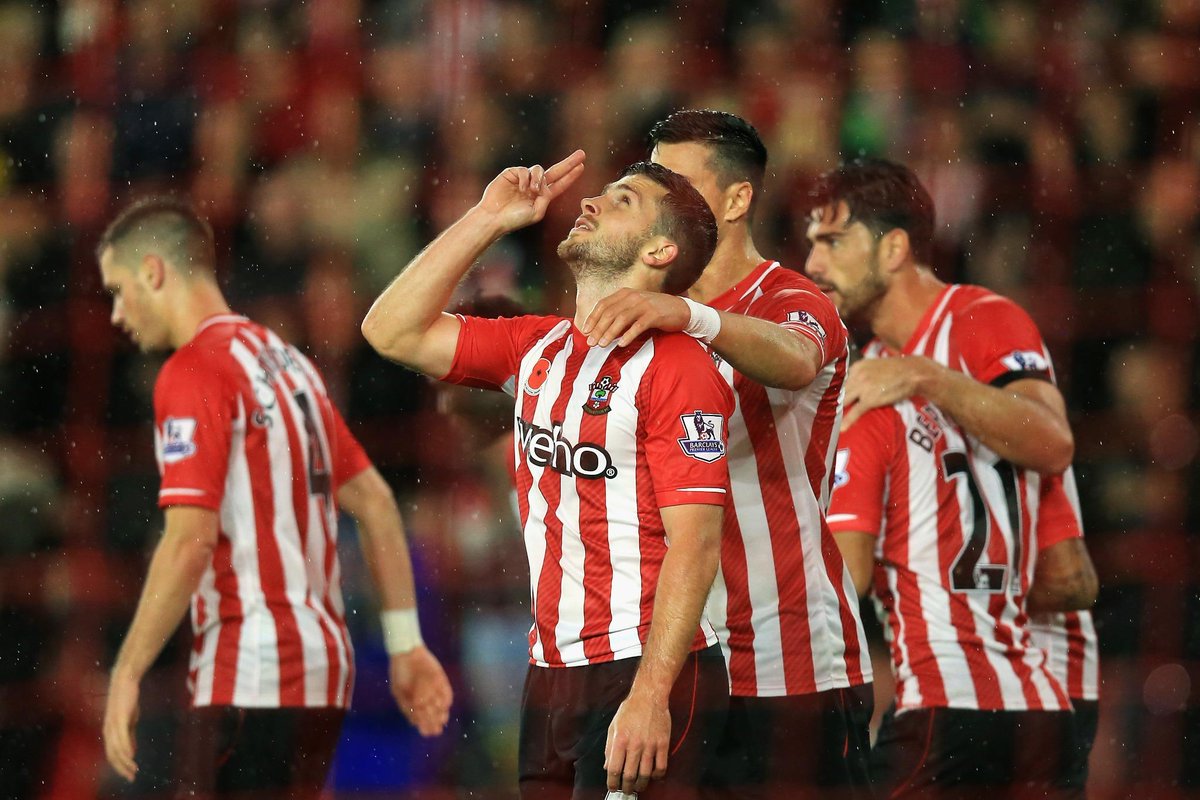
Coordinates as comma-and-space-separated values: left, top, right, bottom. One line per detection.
648, 109, 768, 216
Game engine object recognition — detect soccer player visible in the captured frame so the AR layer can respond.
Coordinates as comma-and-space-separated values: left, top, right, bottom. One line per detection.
805, 158, 1098, 796
362, 150, 733, 799
580, 110, 873, 798
97, 198, 453, 798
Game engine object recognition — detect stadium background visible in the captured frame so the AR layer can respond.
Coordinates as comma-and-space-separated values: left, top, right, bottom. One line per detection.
1, 0, 1198, 797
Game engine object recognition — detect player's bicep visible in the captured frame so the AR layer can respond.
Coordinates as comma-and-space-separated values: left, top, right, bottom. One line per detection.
413, 312, 463, 380
660, 503, 723, 550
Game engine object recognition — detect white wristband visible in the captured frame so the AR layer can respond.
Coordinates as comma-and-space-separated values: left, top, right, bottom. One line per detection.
381, 608, 424, 655
681, 298, 721, 344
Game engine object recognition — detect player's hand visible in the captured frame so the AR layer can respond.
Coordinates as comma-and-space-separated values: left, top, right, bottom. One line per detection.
102, 672, 140, 782
842, 356, 937, 430
388, 646, 453, 737
475, 150, 586, 234
604, 689, 671, 794
581, 289, 691, 348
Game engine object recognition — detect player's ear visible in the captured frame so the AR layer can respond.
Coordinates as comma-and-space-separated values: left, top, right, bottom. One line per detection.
140, 253, 167, 290
641, 235, 678, 269
879, 228, 911, 274
723, 181, 753, 224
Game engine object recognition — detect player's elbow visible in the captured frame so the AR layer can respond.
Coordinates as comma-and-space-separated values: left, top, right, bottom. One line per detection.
1043, 432, 1075, 476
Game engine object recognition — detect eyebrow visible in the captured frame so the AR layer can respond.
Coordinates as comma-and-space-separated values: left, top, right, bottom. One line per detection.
602, 181, 642, 201
809, 230, 844, 243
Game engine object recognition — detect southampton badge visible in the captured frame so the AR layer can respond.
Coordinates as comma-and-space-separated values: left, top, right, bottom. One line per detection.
677, 410, 726, 462
583, 375, 618, 415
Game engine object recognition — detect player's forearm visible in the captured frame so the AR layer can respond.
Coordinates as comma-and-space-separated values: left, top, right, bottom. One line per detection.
362, 208, 506, 368
352, 488, 419, 613
1027, 538, 1098, 613
112, 529, 214, 683
710, 312, 821, 390
916, 362, 1074, 474
628, 510, 721, 702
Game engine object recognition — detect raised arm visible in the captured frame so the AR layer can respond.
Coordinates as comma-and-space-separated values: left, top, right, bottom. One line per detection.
104, 506, 218, 782
580, 290, 823, 390
336, 466, 452, 736
362, 150, 586, 377
604, 502, 722, 795
841, 357, 1074, 476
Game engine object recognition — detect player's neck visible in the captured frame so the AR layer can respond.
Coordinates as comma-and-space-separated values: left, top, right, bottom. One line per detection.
686, 227, 764, 305
170, 283, 233, 348
872, 266, 946, 351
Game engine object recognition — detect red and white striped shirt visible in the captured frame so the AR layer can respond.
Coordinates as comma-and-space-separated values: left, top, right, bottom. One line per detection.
900, 284, 1099, 703
829, 400, 1070, 711
1030, 470, 1100, 701
155, 314, 369, 708
445, 315, 733, 668
706, 261, 872, 697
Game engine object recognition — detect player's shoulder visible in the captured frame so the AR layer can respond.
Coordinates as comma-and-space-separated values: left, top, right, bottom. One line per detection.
950, 284, 1029, 320
158, 318, 244, 390
648, 329, 716, 362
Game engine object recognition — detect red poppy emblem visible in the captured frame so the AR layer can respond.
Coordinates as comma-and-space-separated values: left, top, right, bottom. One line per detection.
526, 358, 552, 395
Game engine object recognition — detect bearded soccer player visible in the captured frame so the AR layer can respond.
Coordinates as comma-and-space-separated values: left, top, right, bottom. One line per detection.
363, 151, 733, 799
579, 110, 873, 798
806, 159, 1099, 796
98, 199, 452, 798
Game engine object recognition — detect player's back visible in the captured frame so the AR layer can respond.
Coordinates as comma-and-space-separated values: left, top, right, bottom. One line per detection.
155, 314, 362, 708
831, 399, 1069, 712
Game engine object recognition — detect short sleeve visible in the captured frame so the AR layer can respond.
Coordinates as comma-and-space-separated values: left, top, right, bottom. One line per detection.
328, 404, 372, 489
752, 287, 847, 368
1037, 471, 1084, 551
154, 353, 236, 510
443, 314, 560, 392
952, 296, 1053, 387
826, 408, 899, 537
640, 336, 734, 508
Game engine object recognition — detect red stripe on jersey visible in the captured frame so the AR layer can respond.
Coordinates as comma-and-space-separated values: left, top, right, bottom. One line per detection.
531, 342, 589, 665
819, 520, 866, 685
720, 509, 758, 694
516, 333, 571, 658
633, 378, 668, 646
933, 451, 1002, 707
577, 347, 640, 663
210, 531, 243, 705
230, 348, 307, 705
1065, 612, 1086, 697
733, 373, 814, 692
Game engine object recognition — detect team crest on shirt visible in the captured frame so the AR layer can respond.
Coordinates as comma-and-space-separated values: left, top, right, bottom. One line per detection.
161, 417, 198, 463
677, 410, 726, 462
582, 376, 618, 415
525, 357, 552, 396
785, 310, 827, 341
1001, 350, 1049, 373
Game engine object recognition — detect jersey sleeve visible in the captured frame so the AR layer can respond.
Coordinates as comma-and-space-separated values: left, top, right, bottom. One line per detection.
154, 351, 236, 511
826, 407, 899, 536
954, 295, 1054, 387
1037, 471, 1084, 551
641, 336, 734, 508
751, 286, 847, 368
328, 403, 372, 489
443, 314, 559, 393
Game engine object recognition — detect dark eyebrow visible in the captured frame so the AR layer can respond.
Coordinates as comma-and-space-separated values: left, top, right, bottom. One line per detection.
810, 231, 843, 244
603, 181, 642, 201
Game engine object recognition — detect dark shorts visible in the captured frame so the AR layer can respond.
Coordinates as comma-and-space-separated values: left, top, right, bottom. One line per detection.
518, 644, 728, 800
871, 706, 1079, 799
175, 705, 346, 800
1057, 699, 1098, 792
701, 683, 875, 800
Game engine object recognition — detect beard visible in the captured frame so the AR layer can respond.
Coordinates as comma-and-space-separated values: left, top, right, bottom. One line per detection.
557, 226, 649, 283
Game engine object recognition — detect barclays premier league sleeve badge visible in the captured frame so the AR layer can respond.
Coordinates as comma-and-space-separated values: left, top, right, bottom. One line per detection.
677, 410, 726, 462
161, 416, 198, 463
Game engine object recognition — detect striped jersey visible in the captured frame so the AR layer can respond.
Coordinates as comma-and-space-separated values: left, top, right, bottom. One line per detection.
829, 399, 1070, 711
898, 284, 1098, 703
154, 314, 369, 708
705, 261, 872, 697
445, 315, 733, 668
1030, 469, 1100, 701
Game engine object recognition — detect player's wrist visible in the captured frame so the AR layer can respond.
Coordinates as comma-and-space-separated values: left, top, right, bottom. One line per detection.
381, 608, 424, 655
681, 298, 721, 343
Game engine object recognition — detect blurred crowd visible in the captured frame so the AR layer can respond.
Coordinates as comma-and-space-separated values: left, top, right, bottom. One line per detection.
1, 0, 1198, 797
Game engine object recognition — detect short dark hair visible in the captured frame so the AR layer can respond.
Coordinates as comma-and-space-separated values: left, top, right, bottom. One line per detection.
809, 158, 936, 264
97, 197, 217, 277
648, 109, 768, 213
620, 161, 718, 295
